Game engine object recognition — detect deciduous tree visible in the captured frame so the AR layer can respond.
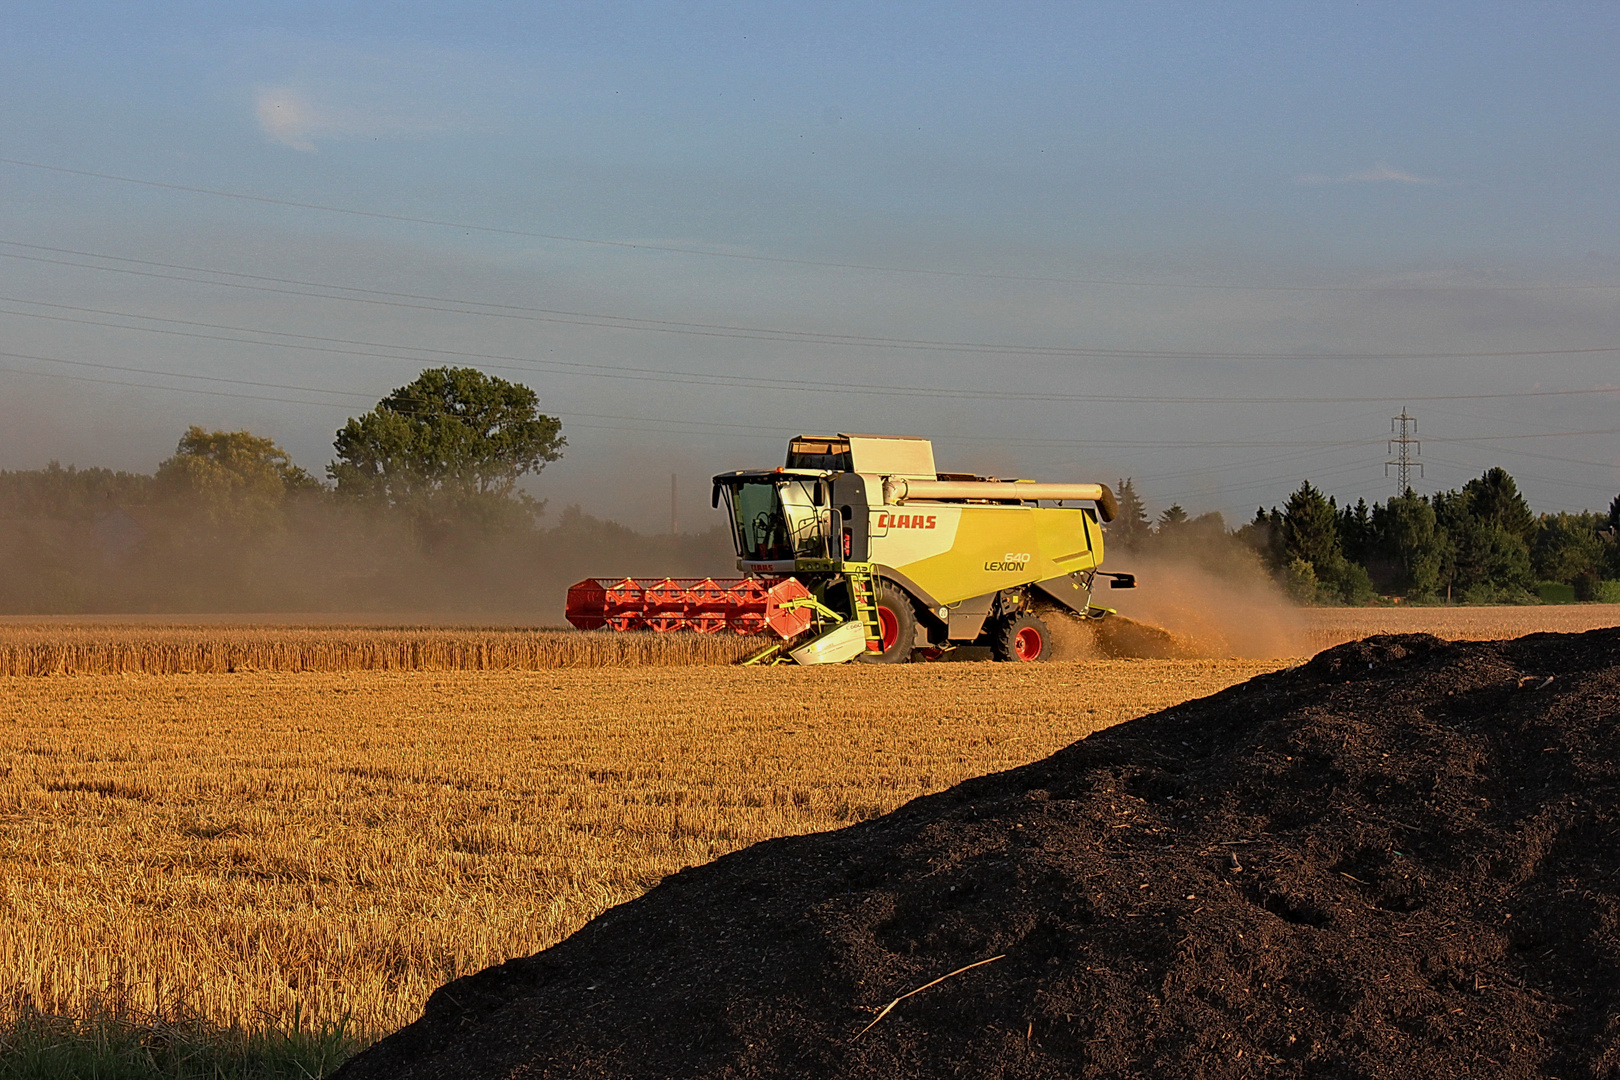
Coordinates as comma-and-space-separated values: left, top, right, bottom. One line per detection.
330, 368, 564, 518
1532, 513, 1607, 591
156, 427, 316, 532
1371, 492, 1442, 598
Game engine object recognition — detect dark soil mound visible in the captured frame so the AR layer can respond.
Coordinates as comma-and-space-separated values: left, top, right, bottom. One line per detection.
334, 630, 1620, 1079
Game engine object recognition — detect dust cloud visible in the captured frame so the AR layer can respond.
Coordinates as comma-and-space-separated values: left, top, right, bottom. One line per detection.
1052, 552, 1309, 660
7, 467, 1305, 647
0, 478, 738, 621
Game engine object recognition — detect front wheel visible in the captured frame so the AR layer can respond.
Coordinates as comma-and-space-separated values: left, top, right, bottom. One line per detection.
991, 612, 1050, 662
855, 581, 916, 664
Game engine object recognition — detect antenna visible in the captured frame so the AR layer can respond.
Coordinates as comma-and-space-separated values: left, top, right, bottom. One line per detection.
1385, 410, 1423, 494
671, 473, 679, 535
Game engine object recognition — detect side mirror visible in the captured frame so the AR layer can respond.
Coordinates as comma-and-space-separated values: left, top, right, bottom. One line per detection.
711, 483, 721, 509
1107, 573, 1136, 589
812, 483, 825, 506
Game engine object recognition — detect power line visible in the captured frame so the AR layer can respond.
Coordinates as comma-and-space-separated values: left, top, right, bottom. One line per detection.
3, 360, 1608, 508
1428, 429, 1620, 442
1420, 444, 1617, 470
0, 363, 820, 439
1030, 407, 1394, 475
1418, 454, 1608, 497
4, 295, 1620, 406
1124, 445, 1356, 487
9, 344, 1616, 459
9, 242, 1620, 360
0, 349, 376, 400
6, 157, 1620, 294
0, 354, 801, 434
1385, 405, 1619, 470
0, 356, 1392, 448
1151, 458, 1377, 505
0, 364, 362, 410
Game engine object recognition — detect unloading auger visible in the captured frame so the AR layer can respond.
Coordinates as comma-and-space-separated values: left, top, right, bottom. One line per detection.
566, 433, 1135, 664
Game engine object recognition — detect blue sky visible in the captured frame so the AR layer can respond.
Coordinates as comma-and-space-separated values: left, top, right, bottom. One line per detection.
2, 1, 1617, 529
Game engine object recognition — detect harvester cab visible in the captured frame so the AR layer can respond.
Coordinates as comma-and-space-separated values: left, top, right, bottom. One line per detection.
567, 433, 1134, 665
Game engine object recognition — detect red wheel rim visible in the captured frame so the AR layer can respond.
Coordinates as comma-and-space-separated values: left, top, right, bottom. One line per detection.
876, 606, 900, 651
1013, 626, 1042, 660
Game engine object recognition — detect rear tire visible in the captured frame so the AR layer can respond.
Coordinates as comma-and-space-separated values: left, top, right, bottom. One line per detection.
992, 612, 1050, 662
856, 582, 916, 665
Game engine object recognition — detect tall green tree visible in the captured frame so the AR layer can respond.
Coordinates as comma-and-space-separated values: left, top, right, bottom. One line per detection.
1607, 495, 1620, 579
1371, 492, 1443, 598
1339, 498, 1375, 565
1281, 481, 1342, 569
1281, 482, 1378, 604
1236, 506, 1287, 569
1156, 503, 1189, 534
1109, 477, 1150, 549
1463, 467, 1536, 544
330, 368, 564, 514
1533, 513, 1607, 593
1434, 485, 1534, 599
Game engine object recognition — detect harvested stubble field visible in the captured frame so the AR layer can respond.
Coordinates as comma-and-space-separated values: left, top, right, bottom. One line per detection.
340, 628, 1620, 1080
2, 603, 1616, 1064
0, 659, 1276, 1045
1301, 603, 1620, 652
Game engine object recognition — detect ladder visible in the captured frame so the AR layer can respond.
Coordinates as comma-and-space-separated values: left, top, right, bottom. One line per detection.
842, 561, 882, 650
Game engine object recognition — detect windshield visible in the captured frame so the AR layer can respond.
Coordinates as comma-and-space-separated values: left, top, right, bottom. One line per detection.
726, 479, 827, 561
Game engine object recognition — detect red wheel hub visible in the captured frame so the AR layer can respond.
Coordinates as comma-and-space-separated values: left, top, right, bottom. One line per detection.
876, 606, 900, 651
1013, 625, 1042, 660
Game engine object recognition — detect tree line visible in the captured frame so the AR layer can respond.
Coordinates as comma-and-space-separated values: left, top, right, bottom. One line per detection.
5, 365, 1616, 612
0, 368, 726, 615
1107, 471, 1620, 605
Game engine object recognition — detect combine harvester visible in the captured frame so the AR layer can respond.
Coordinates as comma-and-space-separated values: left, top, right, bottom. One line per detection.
566, 434, 1135, 665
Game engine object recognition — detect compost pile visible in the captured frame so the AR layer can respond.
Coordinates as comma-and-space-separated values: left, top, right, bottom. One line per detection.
335, 630, 1620, 1080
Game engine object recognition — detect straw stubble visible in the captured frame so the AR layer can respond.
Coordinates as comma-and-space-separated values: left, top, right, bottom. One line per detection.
0, 658, 1276, 1040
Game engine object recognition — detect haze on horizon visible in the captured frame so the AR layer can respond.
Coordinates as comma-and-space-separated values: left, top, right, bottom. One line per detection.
2, 1, 1616, 534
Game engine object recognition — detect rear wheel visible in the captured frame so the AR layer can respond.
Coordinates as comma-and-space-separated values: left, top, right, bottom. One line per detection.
992, 612, 1050, 662
856, 582, 916, 664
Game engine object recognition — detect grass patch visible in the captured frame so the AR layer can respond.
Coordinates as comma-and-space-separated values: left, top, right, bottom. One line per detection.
0, 1008, 363, 1079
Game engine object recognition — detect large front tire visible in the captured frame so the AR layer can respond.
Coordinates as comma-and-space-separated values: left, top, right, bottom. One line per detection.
856, 582, 916, 664
991, 612, 1051, 662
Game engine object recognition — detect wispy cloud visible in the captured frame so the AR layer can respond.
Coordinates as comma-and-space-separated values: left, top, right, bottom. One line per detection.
254, 85, 447, 152
255, 88, 321, 151
1297, 163, 1444, 186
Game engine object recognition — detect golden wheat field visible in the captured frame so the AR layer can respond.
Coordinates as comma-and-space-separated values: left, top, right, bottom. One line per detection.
0, 625, 757, 677
2, 603, 1616, 1047
0, 658, 1278, 1041
1301, 603, 1620, 650
3, 603, 1616, 676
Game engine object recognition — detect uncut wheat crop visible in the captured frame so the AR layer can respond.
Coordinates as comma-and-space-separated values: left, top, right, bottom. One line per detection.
0, 625, 757, 676
0, 658, 1280, 1041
